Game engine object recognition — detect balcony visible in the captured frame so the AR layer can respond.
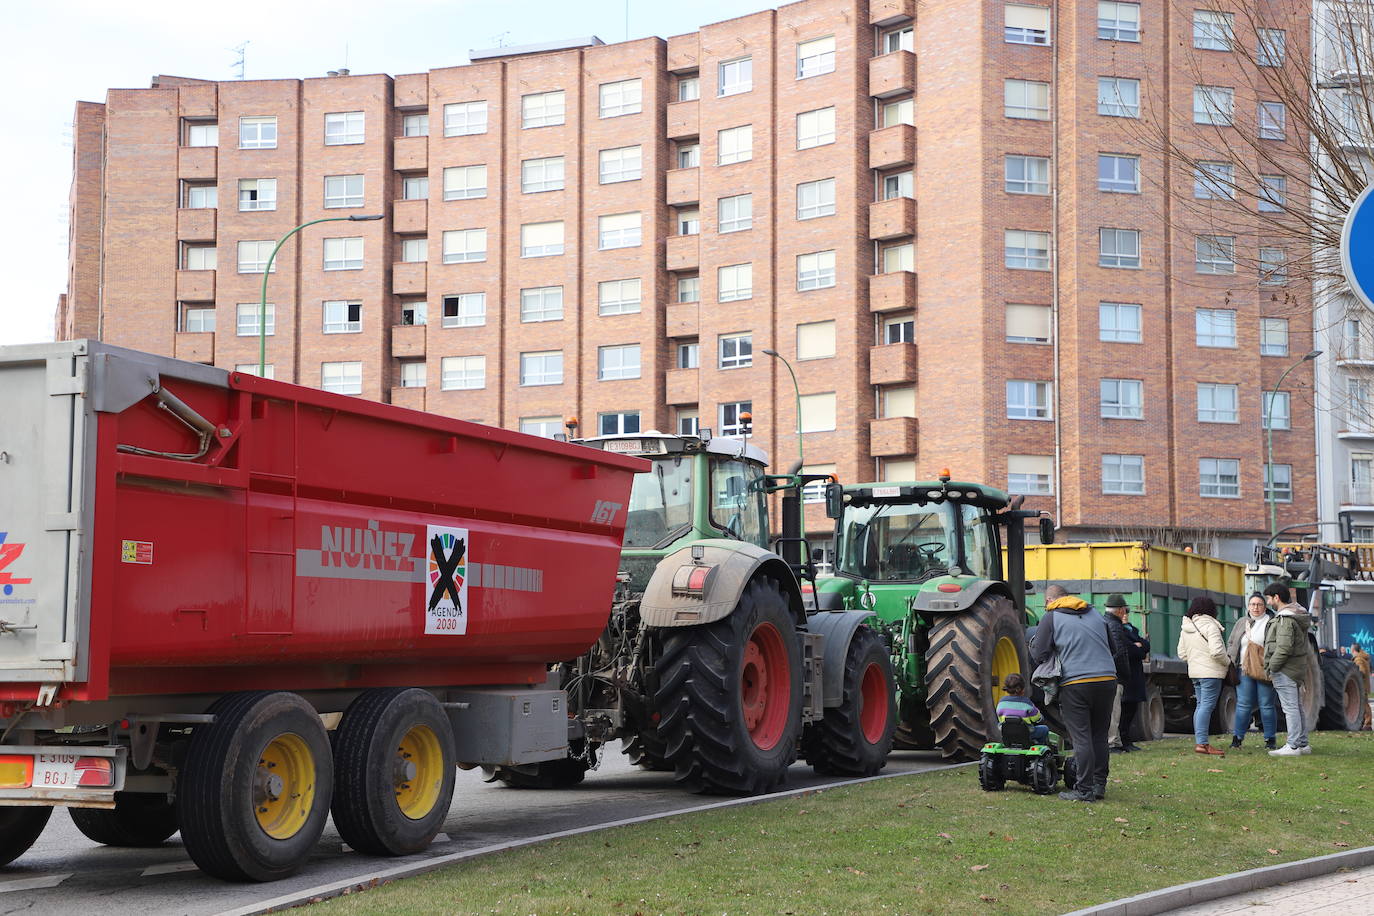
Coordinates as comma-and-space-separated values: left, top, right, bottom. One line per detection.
1343, 484, 1374, 508
1334, 344, 1374, 367
666, 168, 699, 206
869, 123, 915, 171
391, 323, 426, 359
869, 416, 918, 456
869, 50, 915, 99
392, 261, 426, 295
390, 386, 427, 411
665, 368, 698, 405
176, 208, 216, 243
394, 73, 428, 109
870, 342, 918, 385
869, 197, 915, 241
666, 235, 698, 271
870, 0, 914, 25
666, 34, 699, 72
1336, 407, 1374, 439
173, 331, 214, 364
393, 198, 427, 234
666, 101, 698, 140
178, 85, 216, 118
868, 271, 916, 313
394, 135, 428, 172
665, 302, 698, 338
175, 269, 215, 302
177, 146, 216, 181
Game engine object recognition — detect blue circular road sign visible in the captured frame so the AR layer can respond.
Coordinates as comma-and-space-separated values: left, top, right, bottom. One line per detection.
1342, 185, 1374, 309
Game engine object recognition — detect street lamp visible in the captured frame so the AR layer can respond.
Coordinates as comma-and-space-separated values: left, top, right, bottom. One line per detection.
258, 213, 384, 375
1267, 350, 1321, 538
761, 348, 803, 474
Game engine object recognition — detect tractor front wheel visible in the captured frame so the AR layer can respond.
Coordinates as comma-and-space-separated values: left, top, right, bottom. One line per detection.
801, 626, 896, 776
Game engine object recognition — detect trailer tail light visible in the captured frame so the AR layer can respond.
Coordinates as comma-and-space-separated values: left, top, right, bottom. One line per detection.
937, 583, 963, 593
672, 564, 716, 597
0, 755, 33, 788
75, 757, 114, 787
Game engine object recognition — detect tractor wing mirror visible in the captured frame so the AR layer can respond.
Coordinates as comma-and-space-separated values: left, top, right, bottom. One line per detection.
1038, 516, 1055, 545
825, 482, 844, 519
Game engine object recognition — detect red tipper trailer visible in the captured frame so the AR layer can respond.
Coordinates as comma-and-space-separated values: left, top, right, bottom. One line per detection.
0, 340, 644, 881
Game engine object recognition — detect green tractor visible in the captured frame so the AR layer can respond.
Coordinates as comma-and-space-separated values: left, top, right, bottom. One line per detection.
490, 430, 897, 795
813, 473, 1054, 760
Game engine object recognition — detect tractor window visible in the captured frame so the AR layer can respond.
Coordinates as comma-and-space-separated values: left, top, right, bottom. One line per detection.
836, 502, 958, 581
623, 456, 694, 548
960, 504, 998, 579
710, 458, 768, 547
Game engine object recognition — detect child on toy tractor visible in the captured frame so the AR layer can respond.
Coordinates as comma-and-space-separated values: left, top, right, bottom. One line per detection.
979, 673, 1074, 795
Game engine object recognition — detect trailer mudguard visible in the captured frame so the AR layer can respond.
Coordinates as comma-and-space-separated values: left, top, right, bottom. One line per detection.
806, 610, 878, 708
639, 540, 804, 628
909, 578, 1014, 614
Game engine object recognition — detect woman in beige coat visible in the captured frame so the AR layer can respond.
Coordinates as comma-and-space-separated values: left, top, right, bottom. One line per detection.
1177, 596, 1229, 756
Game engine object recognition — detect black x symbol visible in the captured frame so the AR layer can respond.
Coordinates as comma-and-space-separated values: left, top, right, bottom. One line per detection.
428, 535, 465, 613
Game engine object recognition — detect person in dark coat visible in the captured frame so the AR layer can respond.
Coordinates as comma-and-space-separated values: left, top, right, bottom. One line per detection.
1105, 594, 1150, 751
1101, 595, 1132, 752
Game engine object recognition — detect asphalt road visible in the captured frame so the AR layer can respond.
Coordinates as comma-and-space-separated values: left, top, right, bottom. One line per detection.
0, 749, 950, 916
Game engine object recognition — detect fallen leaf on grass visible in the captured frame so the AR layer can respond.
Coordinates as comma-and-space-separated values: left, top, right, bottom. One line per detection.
1241, 826, 1252, 832
1268, 849, 1280, 855
1206, 768, 1223, 773
978, 895, 998, 903
1114, 817, 1128, 824
1334, 842, 1351, 848
937, 833, 953, 840
971, 864, 989, 872
847, 867, 868, 876
1002, 835, 1015, 842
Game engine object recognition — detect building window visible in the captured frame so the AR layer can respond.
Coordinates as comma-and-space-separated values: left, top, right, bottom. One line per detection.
522, 90, 565, 128
440, 356, 485, 391
520, 286, 564, 323
324, 111, 364, 145
677, 142, 701, 169
516, 221, 561, 259
1008, 455, 1054, 495
599, 79, 642, 117
676, 207, 701, 236
884, 312, 915, 344
797, 35, 836, 78
321, 362, 362, 395
1265, 464, 1293, 503
1197, 383, 1239, 423
1005, 155, 1051, 195
1263, 391, 1291, 430
598, 278, 642, 316
400, 301, 426, 326
1097, 77, 1140, 117
239, 116, 277, 149
400, 237, 427, 263
1196, 308, 1237, 347
399, 361, 426, 388
443, 101, 487, 137
797, 250, 837, 291
1193, 161, 1235, 199
719, 333, 753, 370
1260, 318, 1290, 356
882, 25, 914, 53
881, 97, 915, 127
883, 170, 914, 199
717, 126, 753, 165
718, 264, 753, 302
802, 464, 838, 502
1259, 175, 1286, 212
797, 178, 837, 219
1099, 302, 1142, 342
443, 165, 487, 200
800, 392, 837, 433
233, 178, 275, 212
1101, 378, 1144, 419
599, 412, 642, 436
1193, 10, 1234, 50
1098, 154, 1139, 192
184, 245, 217, 271
797, 320, 837, 360
1005, 230, 1051, 270
521, 156, 564, 193
1200, 458, 1241, 498
237, 240, 276, 274
184, 120, 218, 147
323, 299, 362, 334
678, 75, 700, 101
1007, 380, 1052, 420
441, 292, 485, 328
324, 174, 364, 208
1194, 86, 1234, 125
236, 364, 275, 379
1257, 29, 1286, 67
519, 351, 563, 386
599, 212, 642, 249
882, 458, 916, 482
401, 112, 429, 137
1005, 80, 1051, 120
882, 242, 915, 273
720, 401, 753, 437
797, 107, 836, 148
323, 236, 364, 270
883, 385, 916, 418
520, 417, 562, 438
598, 344, 641, 380
1103, 454, 1145, 494
1006, 303, 1051, 343
1258, 102, 1287, 140
1006, 4, 1051, 44
678, 340, 700, 369
1260, 248, 1288, 286
1098, 1, 1141, 40
599, 145, 643, 183
718, 57, 753, 96
1099, 228, 1141, 268
402, 175, 429, 200
1196, 235, 1235, 273
181, 304, 216, 333
442, 228, 487, 264
717, 195, 753, 233
179, 182, 215, 209
677, 275, 700, 303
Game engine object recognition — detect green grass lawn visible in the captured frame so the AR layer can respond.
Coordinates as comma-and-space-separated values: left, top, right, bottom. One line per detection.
315, 732, 1374, 916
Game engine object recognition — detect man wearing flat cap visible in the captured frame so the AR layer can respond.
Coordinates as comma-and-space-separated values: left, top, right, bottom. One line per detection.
1104, 593, 1149, 752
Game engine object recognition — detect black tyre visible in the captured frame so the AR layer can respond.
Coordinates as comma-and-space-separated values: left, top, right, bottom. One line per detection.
1162, 697, 1193, 735
977, 755, 1004, 791
655, 577, 803, 795
332, 688, 456, 856
1029, 756, 1058, 795
1318, 656, 1369, 731
179, 691, 333, 882
494, 739, 596, 789
69, 793, 178, 847
801, 626, 897, 776
1209, 683, 1237, 737
1062, 755, 1078, 791
622, 730, 672, 771
925, 593, 1029, 760
1131, 683, 1165, 742
0, 806, 51, 867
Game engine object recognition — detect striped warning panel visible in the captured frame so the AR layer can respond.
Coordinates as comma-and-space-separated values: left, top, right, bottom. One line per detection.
468, 563, 543, 593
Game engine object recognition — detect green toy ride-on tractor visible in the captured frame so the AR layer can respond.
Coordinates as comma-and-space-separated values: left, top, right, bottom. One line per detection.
977, 717, 1075, 795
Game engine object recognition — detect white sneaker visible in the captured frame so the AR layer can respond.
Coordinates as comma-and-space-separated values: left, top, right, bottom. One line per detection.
1299, 745, 1312, 755
1269, 745, 1302, 757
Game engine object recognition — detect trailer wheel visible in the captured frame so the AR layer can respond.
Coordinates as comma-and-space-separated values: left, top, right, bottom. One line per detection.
655, 577, 802, 795
924, 593, 1029, 761
1209, 683, 1237, 737
801, 626, 896, 776
331, 688, 456, 856
69, 793, 178, 847
1131, 683, 1165, 742
1317, 656, 1369, 731
179, 691, 333, 882
0, 806, 51, 867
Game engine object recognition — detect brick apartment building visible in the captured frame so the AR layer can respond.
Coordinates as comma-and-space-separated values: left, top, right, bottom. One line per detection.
59, 0, 1316, 558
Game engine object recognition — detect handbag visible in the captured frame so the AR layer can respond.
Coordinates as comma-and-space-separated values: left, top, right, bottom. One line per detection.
1224, 660, 1240, 687
1032, 653, 1062, 704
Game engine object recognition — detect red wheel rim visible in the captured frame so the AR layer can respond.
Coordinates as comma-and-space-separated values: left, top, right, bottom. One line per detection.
740, 622, 790, 750
859, 661, 887, 744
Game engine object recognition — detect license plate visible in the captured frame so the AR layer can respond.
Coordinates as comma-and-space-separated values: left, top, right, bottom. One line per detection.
32, 753, 81, 788
604, 439, 643, 453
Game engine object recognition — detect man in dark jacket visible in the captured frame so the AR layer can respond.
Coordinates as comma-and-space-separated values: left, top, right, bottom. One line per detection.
1102, 595, 1131, 753
1105, 594, 1149, 752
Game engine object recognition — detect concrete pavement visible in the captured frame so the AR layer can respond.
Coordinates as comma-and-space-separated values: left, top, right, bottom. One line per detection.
1163, 863, 1374, 915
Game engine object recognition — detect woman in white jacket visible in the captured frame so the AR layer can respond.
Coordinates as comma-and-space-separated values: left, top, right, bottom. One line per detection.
1177, 596, 1230, 756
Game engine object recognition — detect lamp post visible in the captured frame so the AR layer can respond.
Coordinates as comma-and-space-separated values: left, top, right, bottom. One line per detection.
258, 213, 383, 375
761, 348, 803, 475
1267, 349, 1321, 538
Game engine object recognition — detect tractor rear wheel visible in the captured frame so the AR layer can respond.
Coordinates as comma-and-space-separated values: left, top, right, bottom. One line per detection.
977, 754, 1004, 791
801, 626, 896, 776
622, 730, 672, 771
69, 793, 178, 847
1029, 756, 1058, 795
924, 593, 1028, 761
0, 806, 50, 867
1318, 656, 1369, 731
655, 577, 802, 795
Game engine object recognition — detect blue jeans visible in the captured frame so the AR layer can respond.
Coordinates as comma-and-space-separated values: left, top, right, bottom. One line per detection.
1233, 674, 1277, 741
1030, 724, 1049, 743
1271, 671, 1310, 749
1192, 677, 1223, 745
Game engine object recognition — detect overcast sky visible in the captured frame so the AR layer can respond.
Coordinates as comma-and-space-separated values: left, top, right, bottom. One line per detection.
0, 0, 762, 347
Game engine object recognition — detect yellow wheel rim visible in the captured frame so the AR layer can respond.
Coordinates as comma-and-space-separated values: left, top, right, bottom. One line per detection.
992, 636, 1020, 700
394, 725, 444, 820
254, 733, 316, 840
